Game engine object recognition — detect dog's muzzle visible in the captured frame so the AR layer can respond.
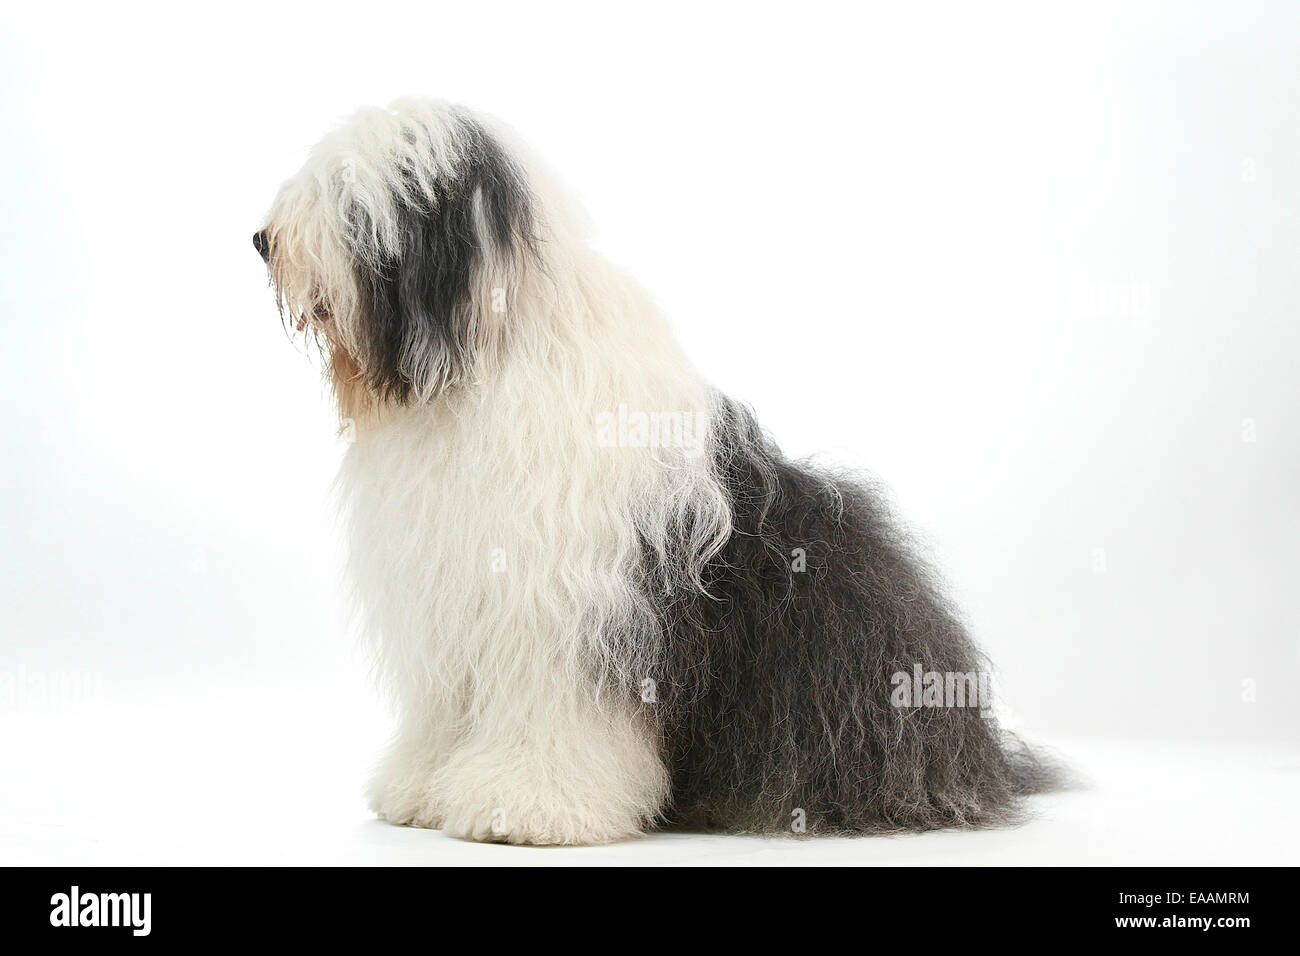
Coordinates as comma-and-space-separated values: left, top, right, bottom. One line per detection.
253, 229, 270, 263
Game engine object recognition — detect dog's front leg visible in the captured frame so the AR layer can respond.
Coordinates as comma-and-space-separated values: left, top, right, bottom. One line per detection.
430, 687, 668, 846
367, 705, 464, 829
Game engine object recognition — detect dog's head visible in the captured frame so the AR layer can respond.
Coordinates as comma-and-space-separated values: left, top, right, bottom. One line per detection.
254, 99, 538, 416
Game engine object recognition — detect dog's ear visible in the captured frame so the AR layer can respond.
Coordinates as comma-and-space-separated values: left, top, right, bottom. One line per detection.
353, 114, 536, 404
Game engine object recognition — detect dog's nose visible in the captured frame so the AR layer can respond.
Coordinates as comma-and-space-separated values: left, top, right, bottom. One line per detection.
253, 229, 270, 262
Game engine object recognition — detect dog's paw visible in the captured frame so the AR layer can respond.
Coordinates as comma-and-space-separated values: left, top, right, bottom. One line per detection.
437, 796, 644, 846
367, 751, 447, 828
431, 751, 663, 846
370, 781, 443, 829
368, 775, 444, 829
367, 726, 466, 829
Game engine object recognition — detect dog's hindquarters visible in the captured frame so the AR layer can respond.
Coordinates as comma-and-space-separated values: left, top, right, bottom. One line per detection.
645, 396, 1053, 833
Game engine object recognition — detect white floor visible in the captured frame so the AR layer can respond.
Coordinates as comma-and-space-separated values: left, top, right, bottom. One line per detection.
3, 677, 1297, 866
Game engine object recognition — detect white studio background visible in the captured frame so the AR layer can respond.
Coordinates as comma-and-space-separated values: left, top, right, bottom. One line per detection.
1, 1, 1298, 864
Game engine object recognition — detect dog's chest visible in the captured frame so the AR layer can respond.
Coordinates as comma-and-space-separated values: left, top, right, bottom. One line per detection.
337, 403, 636, 646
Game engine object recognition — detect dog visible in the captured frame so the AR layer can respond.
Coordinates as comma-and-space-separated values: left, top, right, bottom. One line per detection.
254, 98, 1056, 844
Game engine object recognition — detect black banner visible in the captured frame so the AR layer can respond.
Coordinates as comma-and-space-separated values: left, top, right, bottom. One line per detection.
0, 866, 1282, 942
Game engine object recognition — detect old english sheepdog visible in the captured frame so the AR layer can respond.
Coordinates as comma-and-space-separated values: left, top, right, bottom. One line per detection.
254, 98, 1056, 845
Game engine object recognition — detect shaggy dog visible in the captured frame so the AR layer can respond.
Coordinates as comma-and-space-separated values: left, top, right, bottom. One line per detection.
254, 99, 1055, 844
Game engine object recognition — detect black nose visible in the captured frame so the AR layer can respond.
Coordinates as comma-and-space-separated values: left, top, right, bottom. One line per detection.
253, 229, 270, 262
